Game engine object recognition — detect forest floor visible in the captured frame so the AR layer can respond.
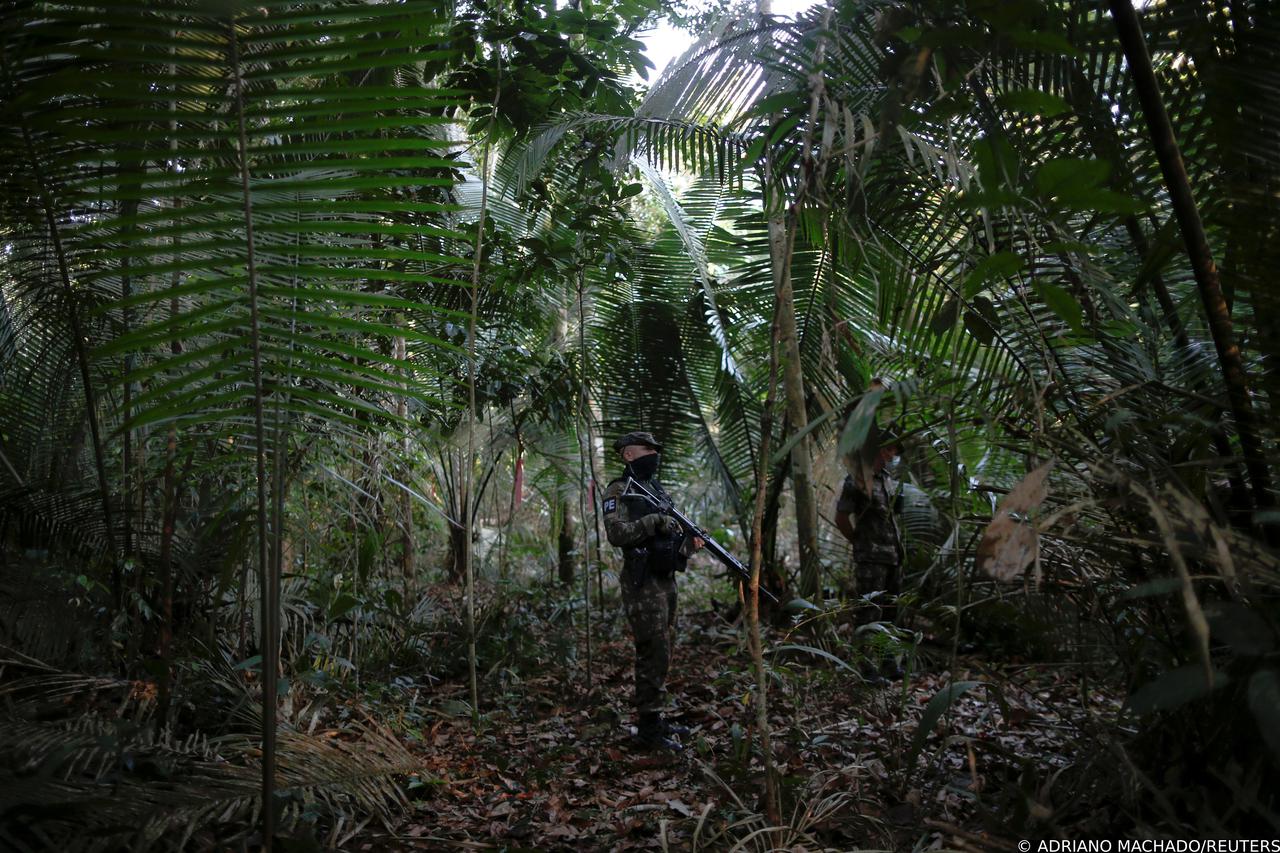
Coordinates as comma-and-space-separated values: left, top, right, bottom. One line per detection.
355, 594, 1126, 852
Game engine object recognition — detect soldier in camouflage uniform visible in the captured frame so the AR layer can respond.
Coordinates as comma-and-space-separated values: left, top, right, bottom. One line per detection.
602, 431, 703, 751
834, 433, 905, 625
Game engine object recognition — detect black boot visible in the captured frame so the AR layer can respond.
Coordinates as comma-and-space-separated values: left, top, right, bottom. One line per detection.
636, 712, 683, 752
660, 715, 691, 738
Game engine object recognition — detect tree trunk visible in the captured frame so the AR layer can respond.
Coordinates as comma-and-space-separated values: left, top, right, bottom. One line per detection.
558, 504, 576, 586
575, 274, 593, 687
1066, 62, 1251, 525
747, 276, 785, 827
228, 21, 277, 850
767, 209, 822, 599
1109, 0, 1274, 538
759, 5, 833, 601
394, 333, 415, 582
156, 429, 178, 733
447, 521, 468, 582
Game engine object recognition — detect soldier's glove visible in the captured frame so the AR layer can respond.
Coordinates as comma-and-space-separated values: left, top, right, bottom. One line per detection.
661, 516, 682, 536
642, 513, 679, 537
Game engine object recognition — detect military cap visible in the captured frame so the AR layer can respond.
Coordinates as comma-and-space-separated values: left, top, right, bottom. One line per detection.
613, 431, 663, 452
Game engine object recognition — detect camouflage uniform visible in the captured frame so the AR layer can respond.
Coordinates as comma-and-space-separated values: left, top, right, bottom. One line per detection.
837, 469, 904, 618
602, 471, 692, 719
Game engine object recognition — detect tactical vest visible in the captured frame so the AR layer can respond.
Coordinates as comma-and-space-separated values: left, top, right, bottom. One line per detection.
614, 477, 688, 577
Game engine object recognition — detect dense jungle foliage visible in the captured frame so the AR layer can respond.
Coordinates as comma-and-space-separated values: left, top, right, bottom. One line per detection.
1, 0, 1278, 848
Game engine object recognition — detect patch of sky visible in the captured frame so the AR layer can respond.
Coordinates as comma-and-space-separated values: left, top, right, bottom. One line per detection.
633, 0, 821, 84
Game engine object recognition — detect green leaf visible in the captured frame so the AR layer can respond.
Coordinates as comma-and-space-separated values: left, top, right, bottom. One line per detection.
1120, 577, 1182, 599
1204, 602, 1276, 656
783, 598, 821, 613
964, 296, 999, 345
929, 298, 960, 336
1127, 665, 1229, 714
767, 115, 801, 146
1035, 158, 1110, 197
837, 388, 886, 459
772, 643, 858, 674
750, 91, 801, 118
771, 410, 834, 465
973, 134, 1019, 192
996, 89, 1070, 117
1007, 28, 1082, 57
907, 681, 985, 769
1056, 187, 1145, 215
1035, 282, 1084, 333
962, 252, 1024, 297
328, 593, 361, 621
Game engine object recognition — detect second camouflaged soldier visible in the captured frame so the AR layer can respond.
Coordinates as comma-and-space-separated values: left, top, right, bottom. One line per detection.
602, 431, 703, 751
834, 429, 906, 624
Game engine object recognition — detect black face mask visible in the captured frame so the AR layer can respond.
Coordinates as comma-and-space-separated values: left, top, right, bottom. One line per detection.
627, 453, 660, 481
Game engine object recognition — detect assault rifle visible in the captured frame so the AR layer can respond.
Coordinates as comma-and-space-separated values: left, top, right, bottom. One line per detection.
622, 478, 779, 604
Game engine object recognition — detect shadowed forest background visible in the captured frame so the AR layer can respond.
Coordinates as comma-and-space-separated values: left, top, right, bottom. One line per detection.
1, 0, 1279, 849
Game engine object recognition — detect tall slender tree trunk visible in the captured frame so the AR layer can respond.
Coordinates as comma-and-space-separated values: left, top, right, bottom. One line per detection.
464, 116, 496, 727
119, 188, 138, 563
575, 274, 593, 687
156, 428, 178, 733
394, 333, 415, 582
760, 3, 834, 600
766, 203, 821, 598
1067, 63, 1251, 524
499, 434, 521, 581
557, 503, 576, 585
748, 288, 784, 827
229, 19, 277, 851
1109, 0, 1274, 537
154, 47, 186, 689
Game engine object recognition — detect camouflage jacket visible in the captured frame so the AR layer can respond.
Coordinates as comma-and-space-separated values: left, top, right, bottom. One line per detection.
601, 476, 694, 573
837, 469, 904, 568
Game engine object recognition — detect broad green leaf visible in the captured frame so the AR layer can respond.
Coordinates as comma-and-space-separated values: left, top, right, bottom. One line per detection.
973, 134, 1019, 191
772, 643, 858, 674
1056, 187, 1145, 215
907, 681, 985, 769
1035, 282, 1084, 333
771, 410, 834, 465
1204, 602, 1276, 656
1035, 158, 1110, 197
329, 593, 360, 621
929, 298, 960, 336
783, 598, 821, 613
962, 252, 1024, 297
1120, 577, 1183, 599
1127, 665, 1229, 715
996, 89, 1070, 117
964, 296, 999, 345
838, 388, 886, 459
751, 91, 802, 118
1007, 28, 1082, 57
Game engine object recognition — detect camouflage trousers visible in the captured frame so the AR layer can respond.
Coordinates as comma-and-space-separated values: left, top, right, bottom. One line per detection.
853, 559, 902, 624
621, 561, 677, 716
